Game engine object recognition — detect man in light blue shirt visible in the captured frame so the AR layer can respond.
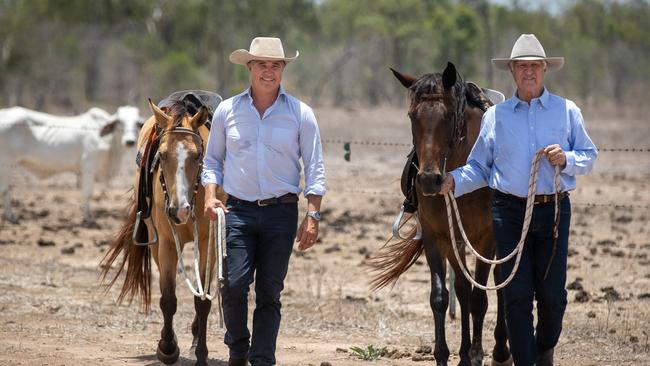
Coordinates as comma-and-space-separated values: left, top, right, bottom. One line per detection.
440, 34, 597, 366
202, 37, 326, 366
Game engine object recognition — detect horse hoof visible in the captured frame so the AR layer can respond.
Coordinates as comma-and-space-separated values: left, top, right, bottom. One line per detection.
470, 348, 484, 366
491, 355, 513, 366
157, 343, 180, 364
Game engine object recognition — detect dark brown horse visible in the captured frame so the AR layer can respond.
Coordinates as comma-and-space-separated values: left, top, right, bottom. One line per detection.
100, 99, 227, 365
370, 63, 512, 366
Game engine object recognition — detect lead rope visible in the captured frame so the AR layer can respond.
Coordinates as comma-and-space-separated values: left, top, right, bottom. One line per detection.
169, 207, 226, 323
210, 207, 227, 328
444, 149, 560, 291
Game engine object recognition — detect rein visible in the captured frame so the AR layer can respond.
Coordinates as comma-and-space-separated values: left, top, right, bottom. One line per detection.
444, 150, 561, 291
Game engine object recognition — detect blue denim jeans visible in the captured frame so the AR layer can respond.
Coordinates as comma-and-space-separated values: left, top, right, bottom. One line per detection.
221, 199, 298, 365
492, 191, 571, 366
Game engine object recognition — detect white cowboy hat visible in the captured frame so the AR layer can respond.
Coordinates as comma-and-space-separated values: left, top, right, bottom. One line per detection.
491, 34, 564, 72
229, 37, 299, 65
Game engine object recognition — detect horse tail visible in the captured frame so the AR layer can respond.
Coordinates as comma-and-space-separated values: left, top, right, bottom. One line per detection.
99, 190, 152, 312
368, 225, 423, 291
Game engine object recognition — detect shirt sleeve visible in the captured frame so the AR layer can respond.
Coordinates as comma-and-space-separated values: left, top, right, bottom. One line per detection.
201, 104, 226, 186
562, 103, 598, 176
299, 105, 326, 197
449, 108, 495, 197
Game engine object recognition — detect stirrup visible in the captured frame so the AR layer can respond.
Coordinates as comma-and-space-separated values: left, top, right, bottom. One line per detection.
392, 204, 422, 240
133, 211, 158, 246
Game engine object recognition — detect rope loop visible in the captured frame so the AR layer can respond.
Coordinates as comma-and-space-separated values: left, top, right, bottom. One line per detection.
445, 149, 560, 291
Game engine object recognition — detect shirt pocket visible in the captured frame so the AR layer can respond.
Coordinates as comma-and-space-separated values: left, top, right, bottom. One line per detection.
226, 126, 253, 153
267, 126, 297, 155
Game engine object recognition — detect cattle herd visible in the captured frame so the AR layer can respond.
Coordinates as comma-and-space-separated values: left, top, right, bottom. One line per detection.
0, 106, 143, 224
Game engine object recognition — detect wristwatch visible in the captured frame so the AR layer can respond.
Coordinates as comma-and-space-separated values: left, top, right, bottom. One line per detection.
306, 211, 321, 221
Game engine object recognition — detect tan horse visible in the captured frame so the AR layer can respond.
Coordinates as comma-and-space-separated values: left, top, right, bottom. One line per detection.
370, 63, 512, 366
100, 99, 226, 366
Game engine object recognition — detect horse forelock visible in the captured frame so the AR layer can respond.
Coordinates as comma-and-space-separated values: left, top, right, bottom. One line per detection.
165, 100, 190, 129
408, 72, 467, 147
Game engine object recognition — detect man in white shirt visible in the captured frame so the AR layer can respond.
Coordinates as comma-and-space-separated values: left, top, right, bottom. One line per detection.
202, 37, 326, 366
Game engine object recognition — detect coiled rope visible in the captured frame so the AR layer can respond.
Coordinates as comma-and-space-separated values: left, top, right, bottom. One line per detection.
444, 149, 561, 291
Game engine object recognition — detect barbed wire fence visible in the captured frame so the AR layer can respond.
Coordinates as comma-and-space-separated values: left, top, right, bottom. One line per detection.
1, 123, 649, 211
319, 138, 650, 211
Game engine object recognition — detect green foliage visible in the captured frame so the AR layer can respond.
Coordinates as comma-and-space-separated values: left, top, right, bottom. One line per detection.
0, 0, 650, 109
349, 345, 387, 360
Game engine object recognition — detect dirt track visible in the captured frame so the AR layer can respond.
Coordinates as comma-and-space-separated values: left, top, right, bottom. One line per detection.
1, 107, 649, 365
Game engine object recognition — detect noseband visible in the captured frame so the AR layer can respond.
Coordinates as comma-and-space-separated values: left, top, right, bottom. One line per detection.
153, 127, 204, 218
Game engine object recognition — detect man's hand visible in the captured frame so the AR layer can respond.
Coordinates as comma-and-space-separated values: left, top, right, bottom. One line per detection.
296, 215, 319, 251
438, 174, 455, 195
203, 197, 228, 220
542, 144, 566, 168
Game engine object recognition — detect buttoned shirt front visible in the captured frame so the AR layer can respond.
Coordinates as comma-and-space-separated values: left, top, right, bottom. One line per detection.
450, 87, 597, 198
201, 86, 326, 201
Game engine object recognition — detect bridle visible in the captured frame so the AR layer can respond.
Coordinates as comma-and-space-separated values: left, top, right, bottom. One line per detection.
409, 84, 467, 175
152, 126, 204, 218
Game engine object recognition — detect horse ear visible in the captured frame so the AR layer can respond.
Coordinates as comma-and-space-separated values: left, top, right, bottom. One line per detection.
390, 67, 417, 88
442, 62, 457, 90
148, 98, 170, 129
189, 106, 209, 130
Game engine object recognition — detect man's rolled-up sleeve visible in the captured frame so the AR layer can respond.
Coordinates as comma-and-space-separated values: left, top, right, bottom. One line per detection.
299, 106, 326, 197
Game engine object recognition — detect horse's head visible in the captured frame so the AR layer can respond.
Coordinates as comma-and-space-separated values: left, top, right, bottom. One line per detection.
392, 62, 466, 196
148, 99, 209, 224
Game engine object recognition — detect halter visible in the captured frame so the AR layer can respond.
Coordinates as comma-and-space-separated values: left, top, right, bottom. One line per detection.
153, 127, 204, 215
410, 85, 467, 175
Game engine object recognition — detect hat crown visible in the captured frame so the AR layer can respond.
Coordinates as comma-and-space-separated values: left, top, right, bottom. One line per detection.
249, 37, 285, 59
510, 34, 546, 59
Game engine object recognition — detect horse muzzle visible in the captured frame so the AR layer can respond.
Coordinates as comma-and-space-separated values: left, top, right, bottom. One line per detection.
167, 203, 191, 225
417, 171, 444, 196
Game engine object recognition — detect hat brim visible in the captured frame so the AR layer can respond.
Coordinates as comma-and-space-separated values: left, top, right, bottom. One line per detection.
229, 49, 299, 65
491, 56, 564, 72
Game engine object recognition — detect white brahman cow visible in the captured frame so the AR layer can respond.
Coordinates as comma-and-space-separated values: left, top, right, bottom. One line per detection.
0, 106, 143, 224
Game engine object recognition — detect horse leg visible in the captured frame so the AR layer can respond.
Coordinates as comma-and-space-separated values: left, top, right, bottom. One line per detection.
450, 259, 473, 366
192, 296, 212, 366
491, 266, 513, 366
468, 260, 491, 366
424, 244, 450, 366
156, 251, 180, 364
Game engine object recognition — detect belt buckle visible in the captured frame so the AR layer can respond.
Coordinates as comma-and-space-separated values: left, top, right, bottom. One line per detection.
257, 199, 269, 207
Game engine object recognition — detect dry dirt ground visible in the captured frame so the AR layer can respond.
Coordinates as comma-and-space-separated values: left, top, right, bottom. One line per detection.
1, 106, 649, 366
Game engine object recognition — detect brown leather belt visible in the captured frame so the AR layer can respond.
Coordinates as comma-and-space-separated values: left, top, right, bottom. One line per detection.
494, 190, 569, 205
228, 193, 299, 206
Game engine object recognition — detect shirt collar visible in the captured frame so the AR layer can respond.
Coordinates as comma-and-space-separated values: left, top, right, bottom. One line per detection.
509, 87, 550, 111
244, 85, 287, 101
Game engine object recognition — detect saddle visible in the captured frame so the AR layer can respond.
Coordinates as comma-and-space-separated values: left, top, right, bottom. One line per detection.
400, 83, 500, 213
133, 91, 221, 245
